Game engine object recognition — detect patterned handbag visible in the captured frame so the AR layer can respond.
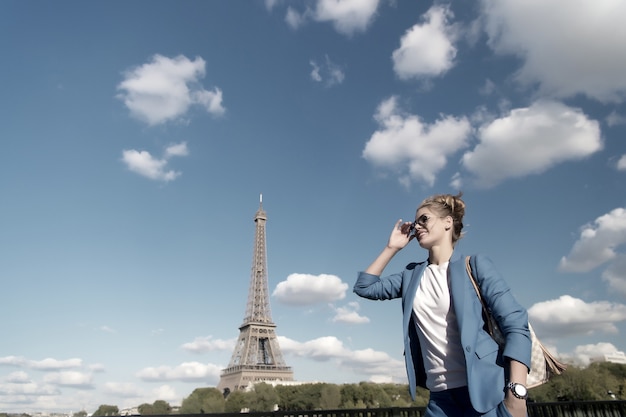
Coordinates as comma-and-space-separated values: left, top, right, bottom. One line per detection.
465, 256, 567, 388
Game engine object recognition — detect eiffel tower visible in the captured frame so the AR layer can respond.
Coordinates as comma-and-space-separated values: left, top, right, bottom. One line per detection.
217, 195, 294, 395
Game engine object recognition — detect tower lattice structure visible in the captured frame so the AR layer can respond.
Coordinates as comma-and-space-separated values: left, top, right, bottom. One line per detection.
217, 196, 293, 395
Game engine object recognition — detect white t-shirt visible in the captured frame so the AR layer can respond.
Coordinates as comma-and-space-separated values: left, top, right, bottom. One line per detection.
412, 262, 467, 391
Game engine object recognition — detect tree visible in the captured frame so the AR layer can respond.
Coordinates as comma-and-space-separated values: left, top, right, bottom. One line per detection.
181, 387, 225, 414
224, 390, 250, 412
249, 382, 279, 411
73, 411, 88, 417
92, 405, 119, 416
319, 383, 341, 409
139, 400, 171, 415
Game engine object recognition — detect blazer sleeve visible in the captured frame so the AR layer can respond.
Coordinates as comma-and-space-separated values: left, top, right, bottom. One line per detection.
353, 270, 404, 300
471, 254, 532, 371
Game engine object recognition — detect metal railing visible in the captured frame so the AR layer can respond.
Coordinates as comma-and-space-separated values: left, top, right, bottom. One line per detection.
113, 402, 626, 417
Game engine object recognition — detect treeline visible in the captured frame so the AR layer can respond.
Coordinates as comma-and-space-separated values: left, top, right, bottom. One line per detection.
29, 362, 626, 416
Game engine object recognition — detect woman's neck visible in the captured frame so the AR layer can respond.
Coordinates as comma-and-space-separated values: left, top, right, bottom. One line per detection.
428, 245, 453, 265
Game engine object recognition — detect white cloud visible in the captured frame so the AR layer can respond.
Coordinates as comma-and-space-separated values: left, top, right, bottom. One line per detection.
606, 111, 626, 127
528, 295, 626, 337
313, 0, 380, 36
164, 142, 189, 158
309, 55, 345, 87
102, 382, 143, 398
392, 5, 458, 80
480, 0, 626, 102
273, 273, 348, 305
43, 371, 93, 388
117, 54, 225, 126
362, 96, 471, 187
136, 362, 222, 383
278, 336, 405, 381
285, 7, 307, 30
561, 343, 624, 367
0, 381, 59, 396
332, 301, 370, 324
29, 358, 83, 371
181, 336, 236, 353
0, 356, 28, 367
265, 0, 280, 11
603, 255, 626, 297
152, 385, 180, 403
617, 154, 626, 171
279, 0, 380, 35
461, 100, 602, 188
88, 363, 106, 373
6, 371, 30, 384
559, 208, 626, 273
121, 142, 188, 182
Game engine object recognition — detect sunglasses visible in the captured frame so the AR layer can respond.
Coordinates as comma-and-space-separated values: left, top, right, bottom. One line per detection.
409, 214, 434, 234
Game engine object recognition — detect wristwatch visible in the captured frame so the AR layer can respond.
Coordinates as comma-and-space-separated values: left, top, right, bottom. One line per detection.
506, 382, 528, 400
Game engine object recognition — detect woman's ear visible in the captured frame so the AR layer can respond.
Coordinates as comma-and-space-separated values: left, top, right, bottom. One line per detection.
444, 215, 453, 231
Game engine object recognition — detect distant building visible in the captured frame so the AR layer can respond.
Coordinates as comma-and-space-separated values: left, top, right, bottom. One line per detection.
119, 407, 139, 416
591, 351, 626, 365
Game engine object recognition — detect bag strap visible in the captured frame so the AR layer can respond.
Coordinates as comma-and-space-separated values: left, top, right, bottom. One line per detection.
465, 255, 498, 337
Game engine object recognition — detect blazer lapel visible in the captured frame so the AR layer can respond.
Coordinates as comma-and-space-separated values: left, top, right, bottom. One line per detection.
403, 262, 427, 329
449, 255, 471, 342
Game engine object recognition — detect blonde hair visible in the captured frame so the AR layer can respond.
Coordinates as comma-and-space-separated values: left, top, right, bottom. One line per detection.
418, 192, 465, 245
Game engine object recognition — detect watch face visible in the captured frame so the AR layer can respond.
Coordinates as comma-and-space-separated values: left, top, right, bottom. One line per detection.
514, 384, 527, 397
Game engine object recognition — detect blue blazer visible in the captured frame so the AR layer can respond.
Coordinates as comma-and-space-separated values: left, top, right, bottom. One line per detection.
353, 253, 531, 413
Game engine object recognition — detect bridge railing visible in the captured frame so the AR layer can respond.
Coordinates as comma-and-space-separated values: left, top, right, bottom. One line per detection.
125, 402, 626, 417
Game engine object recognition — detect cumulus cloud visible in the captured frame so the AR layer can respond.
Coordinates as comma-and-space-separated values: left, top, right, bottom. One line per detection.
0, 356, 28, 367
181, 336, 236, 353
603, 255, 626, 298
273, 273, 348, 305
313, 0, 380, 35
362, 96, 471, 187
559, 208, 626, 273
102, 382, 144, 398
561, 343, 624, 368
480, 0, 626, 102
136, 362, 222, 383
0, 381, 59, 396
152, 385, 180, 403
392, 5, 458, 80
606, 111, 626, 127
282, 0, 380, 35
43, 371, 93, 388
117, 54, 225, 126
309, 55, 345, 87
332, 301, 370, 324
6, 371, 30, 384
264, 0, 280, 11
617, 155, 626, 171
122, 142, 188, 182
285, 7, 307, 30
278, 336, 405, 381
0, 357, 83, 371
528, 295, 626, 337
461, 100, 602, 188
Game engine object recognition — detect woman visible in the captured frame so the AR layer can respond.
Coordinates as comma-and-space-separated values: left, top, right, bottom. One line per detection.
353, 193, 531, 417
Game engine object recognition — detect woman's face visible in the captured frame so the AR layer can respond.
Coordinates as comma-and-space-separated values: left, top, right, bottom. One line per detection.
413, 207, 452, 249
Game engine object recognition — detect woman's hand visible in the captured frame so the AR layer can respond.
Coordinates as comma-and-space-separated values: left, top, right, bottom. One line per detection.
364, 219, 414, 276
387, 219, 414, 250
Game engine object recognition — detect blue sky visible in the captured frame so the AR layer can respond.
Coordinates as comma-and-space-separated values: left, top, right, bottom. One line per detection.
2, 0, 626, 413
